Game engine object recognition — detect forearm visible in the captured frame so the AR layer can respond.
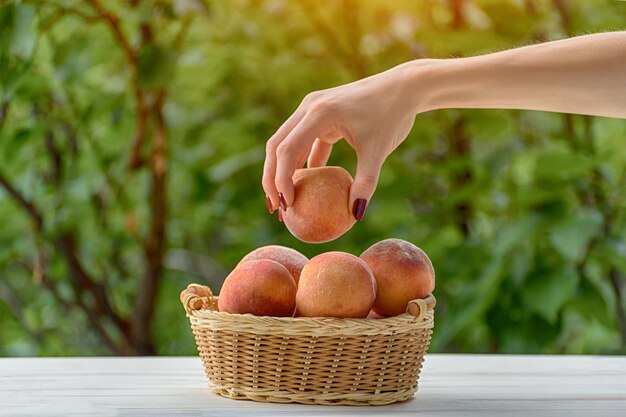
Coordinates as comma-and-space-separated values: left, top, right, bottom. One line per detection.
412, 31, 626, 119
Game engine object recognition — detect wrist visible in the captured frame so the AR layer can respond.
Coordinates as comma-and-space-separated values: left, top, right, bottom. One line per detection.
397, 58, 452, 115
387, 56, 495, 116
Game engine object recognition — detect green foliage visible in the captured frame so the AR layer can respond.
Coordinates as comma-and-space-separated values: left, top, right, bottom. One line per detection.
1, 0, 625, 356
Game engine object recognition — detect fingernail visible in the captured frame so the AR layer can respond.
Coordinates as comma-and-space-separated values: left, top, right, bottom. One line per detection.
265, 195, 274, 214
278, 192, 287, 211
352, 198, 367, 221
278, 208, 283, 222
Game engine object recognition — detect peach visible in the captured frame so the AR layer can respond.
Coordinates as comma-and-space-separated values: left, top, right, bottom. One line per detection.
367, 310, 386, 319
360, 238, 435, 317
238, 245, 308, 285
283, 166, 356, 243
296, 251, 376, 318
218, 259, 296, 316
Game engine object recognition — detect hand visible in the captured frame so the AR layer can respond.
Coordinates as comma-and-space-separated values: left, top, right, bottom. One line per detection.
262, 61, 424, 220
263, 31, 626, 220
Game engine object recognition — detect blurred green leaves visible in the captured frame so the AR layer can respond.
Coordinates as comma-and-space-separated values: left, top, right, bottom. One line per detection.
0, 3, 37, 98
5, 4, 37, 59
550, 209, 602, 262
535, 150, 594, 183
137, 44, 177, 88
523, 266, 580, 324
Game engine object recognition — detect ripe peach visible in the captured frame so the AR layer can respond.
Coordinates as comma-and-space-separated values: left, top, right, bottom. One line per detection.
218, 259, 296, 316
367, 310, 386, 319
360, 238, 435, 317
283, 166, 356, 243
296, 251, 376, 318
238, 245, 308, 285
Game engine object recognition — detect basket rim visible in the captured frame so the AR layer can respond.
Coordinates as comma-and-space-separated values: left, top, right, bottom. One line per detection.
181, 284, 435, 335
188, 308, 434, 336
180, 283, 435, 320
191, 307, 428, 320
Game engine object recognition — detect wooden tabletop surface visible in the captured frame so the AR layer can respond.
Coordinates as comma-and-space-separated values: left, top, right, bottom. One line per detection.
1, 354, 625, 416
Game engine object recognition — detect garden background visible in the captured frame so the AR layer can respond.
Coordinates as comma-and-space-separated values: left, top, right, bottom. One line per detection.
1, 0, 625, 356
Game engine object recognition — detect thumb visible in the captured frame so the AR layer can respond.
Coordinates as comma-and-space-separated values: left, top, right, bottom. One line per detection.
349, 154, 383, 222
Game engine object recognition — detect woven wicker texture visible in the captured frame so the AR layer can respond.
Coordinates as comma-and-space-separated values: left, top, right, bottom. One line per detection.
181, 284, 435, 406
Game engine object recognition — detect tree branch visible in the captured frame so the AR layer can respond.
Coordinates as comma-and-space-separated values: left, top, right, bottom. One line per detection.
174, 14, 194, 49
46, 1, 99, 21
553, 0, 573, 37
0, 101, 9, 129
55, 232, 130, 338
128, 99, 149, 169
610, 270, 626, 348
0, 150, 126, 353
0, 279, 43, 344
0, 169, 132, 352
450, 0, 466, 29
450, 117, 472, 236
132, 89, 168, 355
56, 88, 132, 210
34, 0, 100, 33
85, 0, 148, 171
15, 257, 63, 312
19, 254, 128, 355
44, 131, 63, 185
86, 0, 136, 65
0, 172, 44, 231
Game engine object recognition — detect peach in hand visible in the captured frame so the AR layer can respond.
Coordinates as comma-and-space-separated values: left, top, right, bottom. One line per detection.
282, 166, 356, 243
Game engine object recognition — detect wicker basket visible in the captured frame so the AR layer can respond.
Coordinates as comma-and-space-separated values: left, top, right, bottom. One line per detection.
180, 283, 435, 406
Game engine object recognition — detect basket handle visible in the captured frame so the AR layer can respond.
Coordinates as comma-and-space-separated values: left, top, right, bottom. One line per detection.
180, 284, 215, 316
406, 294, 436, 321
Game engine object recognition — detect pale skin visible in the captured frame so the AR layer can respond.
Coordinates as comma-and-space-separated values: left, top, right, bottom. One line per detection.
263, 31, 626, 221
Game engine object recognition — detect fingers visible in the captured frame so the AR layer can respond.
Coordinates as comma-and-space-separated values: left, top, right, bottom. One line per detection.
307, 139, 333, 168
349, 153, 384, 221
262, 109, 305, 211
262, 151, 280, 212
274, 114, 320, 207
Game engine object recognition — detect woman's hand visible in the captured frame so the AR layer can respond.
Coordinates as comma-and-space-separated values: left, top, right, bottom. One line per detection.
262, 61, 427, 221
263, 31, 626, 221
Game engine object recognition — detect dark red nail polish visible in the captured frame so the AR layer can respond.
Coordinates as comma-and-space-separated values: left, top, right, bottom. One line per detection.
352, 198, 367, 221
278, 208, 283, 222
278, 192, 287, 211
265, 195, 274, 214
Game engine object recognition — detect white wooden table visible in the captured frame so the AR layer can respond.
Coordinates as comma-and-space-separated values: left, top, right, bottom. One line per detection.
1, 355, 625, 416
